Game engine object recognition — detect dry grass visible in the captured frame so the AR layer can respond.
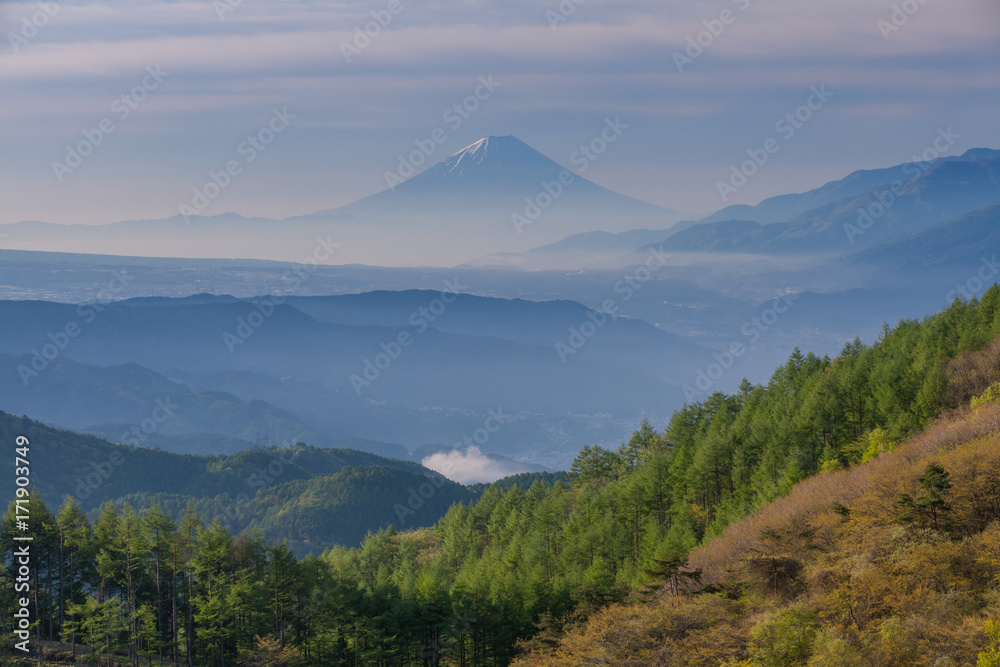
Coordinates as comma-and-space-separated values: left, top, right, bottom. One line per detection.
688, 402, 1000, 584
946, 334, 1000, 406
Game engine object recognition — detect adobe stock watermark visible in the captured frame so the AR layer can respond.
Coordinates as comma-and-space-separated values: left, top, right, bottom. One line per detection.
556, 246, 672, 362
877, 0, 931, 40
17, 269, 134, 386
349, 278, 467, 394
673, 0, 751, 73
716, 85, 833, 203
51, 66, 169, 182
7, 0, 68, 54
946, 256, 1000, 304
71, 452, 124, 502
683, 289, 799, 401
545, 0, 586, 30
513, 116, 628, 235
396, 408, 509, 523
340, 0, 407, 62
383, 76, 502, 189
213, 0, 243, 21
118, 398, 179, 447
179, 106, 295, 222
72, 398, 178, 501
220, 447, 302, 528
223, 236, 341, 353
843, 126, 960, 244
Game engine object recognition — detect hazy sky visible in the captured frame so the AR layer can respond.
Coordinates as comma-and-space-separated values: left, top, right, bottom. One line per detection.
2, 0, 999, 225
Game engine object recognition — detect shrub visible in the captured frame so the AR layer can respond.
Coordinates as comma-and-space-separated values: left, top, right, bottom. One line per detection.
806, 627, 864, 667
971, 382, 1000, 410
980, 620, 1000, 667
747, 605, 819, 667
860, 427, 897, 463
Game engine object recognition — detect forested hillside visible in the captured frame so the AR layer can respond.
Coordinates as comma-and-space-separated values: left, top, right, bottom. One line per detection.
4, 289, 1000, 665
0, 415, 472, 551
517, 397, 1000, 665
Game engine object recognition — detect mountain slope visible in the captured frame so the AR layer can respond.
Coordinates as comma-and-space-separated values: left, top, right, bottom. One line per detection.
520, 404, 1000, 665
0, 410, 471, 550
850, 200, 1000, 272
652, 155, 1000, 255
510, 292, 1000, 665
699, 146, 1000, 225
0, 353, 408, 458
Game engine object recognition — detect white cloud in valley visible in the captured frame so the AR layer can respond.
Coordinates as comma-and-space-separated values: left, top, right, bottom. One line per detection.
421, 446, 535, 485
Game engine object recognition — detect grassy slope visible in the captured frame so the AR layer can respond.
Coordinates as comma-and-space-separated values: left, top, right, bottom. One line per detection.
516, 402, 1000, 666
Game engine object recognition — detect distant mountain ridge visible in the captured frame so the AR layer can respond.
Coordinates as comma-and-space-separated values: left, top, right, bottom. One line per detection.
491, 147, 1000, 269
6, 141, 994, 269
0, 135, 689, 266
0, 290, 703, 467
0, 353, 409, 458
699, 146, 1000, 225
654, 154, 1000, 255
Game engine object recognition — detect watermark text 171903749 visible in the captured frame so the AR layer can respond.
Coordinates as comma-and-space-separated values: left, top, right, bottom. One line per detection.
12, 435, 33, 653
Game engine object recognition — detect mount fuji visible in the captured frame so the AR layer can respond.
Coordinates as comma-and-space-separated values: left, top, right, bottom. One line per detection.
332, 135, 683, 222
0, 136, 688, 267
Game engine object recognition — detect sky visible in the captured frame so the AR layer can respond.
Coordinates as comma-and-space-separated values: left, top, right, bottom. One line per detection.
1, 0, 999, 225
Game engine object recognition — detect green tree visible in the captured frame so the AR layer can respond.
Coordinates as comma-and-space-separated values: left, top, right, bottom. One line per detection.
193, 520, 236, 666
143, 502, 177, 662
897, 462, 953, 531
56, 497, 92, 659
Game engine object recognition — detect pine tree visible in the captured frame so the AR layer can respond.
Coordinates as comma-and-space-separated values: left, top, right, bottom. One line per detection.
897, 462, 953, 531
176, 503, 201, 667
120, 503, 149, 665
193, 520, 236, 666
56, 497, 91, 659
143, 503, 176, 662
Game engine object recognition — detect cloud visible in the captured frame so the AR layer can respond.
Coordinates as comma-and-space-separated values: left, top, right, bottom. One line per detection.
421, 446, 535, 484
